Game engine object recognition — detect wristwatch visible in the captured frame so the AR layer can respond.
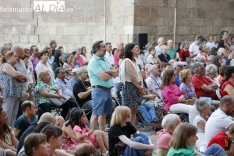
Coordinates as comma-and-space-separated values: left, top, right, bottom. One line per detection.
231, 140, 234, 143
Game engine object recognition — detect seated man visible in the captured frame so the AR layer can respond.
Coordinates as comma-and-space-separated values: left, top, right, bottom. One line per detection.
205, 96, 234, 145
207, 124, 234, 156
157, 114, 181, 156
54, 67, 78, 109
14, 101, 37, 140
69, 68, 80, 87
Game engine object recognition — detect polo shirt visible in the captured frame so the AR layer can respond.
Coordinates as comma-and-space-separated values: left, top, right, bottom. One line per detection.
87, 54, 113, 88
157, 130, 172, 150
167, 48, 176, 59
205, 108, 234, 144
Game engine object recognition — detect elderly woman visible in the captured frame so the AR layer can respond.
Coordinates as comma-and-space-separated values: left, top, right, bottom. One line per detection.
193, 100, 211, 153
35, 49, 55, 80
191, 62, 218, 99
179, 69, 197, 99
179, 41, 190, 62
158, 45, 171, 63
220, 66, 234, 97
63, 53, 75, 80
0, 51, 27, 127
205, 64, 218, 86
197, 44, 208, 62
34, 70, 74, 120
0, 46, 7, 57
161, 69, 198, 123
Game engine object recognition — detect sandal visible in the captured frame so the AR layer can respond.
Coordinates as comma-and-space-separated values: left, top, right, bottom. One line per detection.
102, 151, 109, 156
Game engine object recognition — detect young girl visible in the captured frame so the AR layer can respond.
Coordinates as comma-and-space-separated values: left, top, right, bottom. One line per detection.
66, 108, 109, 156
168, 122, 226, 156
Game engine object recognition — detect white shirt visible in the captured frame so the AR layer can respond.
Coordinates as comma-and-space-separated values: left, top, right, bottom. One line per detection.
146, 54, 157, 64
135, 56, 144, 69
207, 42, 218, 51
205, 108, 234, 145
146, 75, 162, 98
35, 62, 55, 80
189, 42, 200, 60
104, 51, 114, 65
155, 45, 162, 56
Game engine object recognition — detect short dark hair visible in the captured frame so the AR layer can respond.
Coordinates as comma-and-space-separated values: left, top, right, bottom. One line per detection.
43, 47, 50, 51
220, 96, 234, 107
91, 41, 103, 54
57, 46, 63, 50
124, 43, 136, 61
30, 45, 36, 52
220, 31, 228, 37
38, 50, 49, 59
105, 42, 111, 46
50, 40, 56, 46
55, 67, 64, 77
21, 101, 33, 112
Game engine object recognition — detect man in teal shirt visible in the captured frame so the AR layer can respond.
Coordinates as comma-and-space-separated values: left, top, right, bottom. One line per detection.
167, 40, 177, 60
88, 40, 118, 131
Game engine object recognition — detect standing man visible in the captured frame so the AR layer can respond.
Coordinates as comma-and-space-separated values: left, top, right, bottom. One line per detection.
29, 45, 39, 81
114, 42, 124, 65
88, 41, 118, 131
167, 40, 177, 60
104, 42, 114, 66
189, 35, 204, 59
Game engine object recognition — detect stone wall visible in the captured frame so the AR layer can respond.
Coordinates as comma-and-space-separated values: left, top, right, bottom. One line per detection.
133, 0, 234, 46
0, 0, 234, 52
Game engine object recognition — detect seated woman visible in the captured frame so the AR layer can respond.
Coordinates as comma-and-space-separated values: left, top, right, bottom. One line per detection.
108, 106, 155, 156
52, 50, 64, 73
34, 70, 76, 119
161, 69, 198, 123
63, 53, 75, 80
158, 45, 171, 63
168, 122, 226, 156
193, 100, 211, 153
0, 108, 18, 156
41, 125, 74, 156
220, 66, 234, 97
67, 108, 109, 156
216, 65, 228, 86
207, 124, 234, 156
61, 109, 95, 155
205, 64, 219, 86
191, 62, 219, 100
23, 133, 50, 156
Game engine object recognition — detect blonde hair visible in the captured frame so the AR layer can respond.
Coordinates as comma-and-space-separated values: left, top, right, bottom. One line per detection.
0, 51, 14, 65
169, 122, 197, 149
179, 69, 191, 83
38, 70, 50, 81
110, 106, 131, 127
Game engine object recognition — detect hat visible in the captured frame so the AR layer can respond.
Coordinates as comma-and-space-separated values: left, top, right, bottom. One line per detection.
173, 62, 187, 69
195, 35, 204, 41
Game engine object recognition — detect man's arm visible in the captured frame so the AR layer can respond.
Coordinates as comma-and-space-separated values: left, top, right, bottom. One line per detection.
78, 88, 92, 99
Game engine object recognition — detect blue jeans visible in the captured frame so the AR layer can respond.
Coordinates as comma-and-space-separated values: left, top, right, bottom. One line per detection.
203, 144, 226, 156
138, 103, 157, 124
120, 133, 149, 156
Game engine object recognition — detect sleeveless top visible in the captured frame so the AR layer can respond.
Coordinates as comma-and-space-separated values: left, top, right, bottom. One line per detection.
0, 63, 22, 98
220, 80, 234, 97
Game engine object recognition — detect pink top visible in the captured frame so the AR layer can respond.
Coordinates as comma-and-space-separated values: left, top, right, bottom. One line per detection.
76, 56, 84, 67
72, 125, 98, 148
114, 49, 119, 65
157, 130, 172, 150
161, 84, 184, 112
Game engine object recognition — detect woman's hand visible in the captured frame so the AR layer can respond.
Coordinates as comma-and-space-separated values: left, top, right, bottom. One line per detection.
148, 94, 156, 100
88, 129, 94, 135
178, 95, 185, 102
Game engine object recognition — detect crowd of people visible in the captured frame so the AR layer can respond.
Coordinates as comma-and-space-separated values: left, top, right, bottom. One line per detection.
0, 30, 234, 156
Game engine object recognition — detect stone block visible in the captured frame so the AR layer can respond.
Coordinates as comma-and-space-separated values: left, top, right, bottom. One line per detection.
213, 19, 222, 27
120, 35, 129, 44
192, 18, 204, 27
39, 35, 50, 44
35, 26, 48, 35
148, 26, 158, 34
64, 26, 78, 35
11, 34, 20, 43
168, 0, 176, 8
115, 26, 124, 35
189, 27, 200, 35
86, 26, 98, 35
124, 25, 134, 34
176, 26, 189, 35
81, 35, 92, 44
136, 0, 153, 6
77, 26, 86, 35
56, 27, 64, 35
187, 0, 197, 8
111, 35, 121, 45
106, 26, 116, 35
0, 27, 9, 34
20, 35, 29, 43
204, 19, 214, 26
124, 6, 134, 16
200, 27, 210, 36
176, 0, 187, 8
69, 36, 80, 44
124, 16, 134, 25
29, 35, 38, 43
97, 26, 104, 35
47, 27, 56, 35
206, 10, 217, 19
152, 0, 164, 7
197, 9, 206, 18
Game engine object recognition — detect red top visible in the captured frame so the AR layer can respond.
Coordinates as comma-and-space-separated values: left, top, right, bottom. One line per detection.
191, 75, 215, 99
179, 49, 190, 61
220, 80, 234, 97
114, 50, 119, 65
207, 131, 230, 151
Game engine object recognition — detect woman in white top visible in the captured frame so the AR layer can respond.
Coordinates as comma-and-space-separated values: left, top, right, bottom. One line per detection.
205, 64, 219, 86
120, 43, 144, 126
35, 50, 55, 80
193, 100, 211, 153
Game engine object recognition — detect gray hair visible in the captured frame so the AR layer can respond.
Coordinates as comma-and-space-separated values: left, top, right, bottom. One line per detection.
72, 67, 86, 76
11, 45, 21, 53
181, 41, 189, 48
196, 100, 209, 113
220, 96, 234, 107
199, 43, 206, 51
205, 64, 217, 75
230, 45, 234, 52
55, 67, 64, 77
0, 46, 7, 54
196, 55, 205, 62
192, 62, 203, 74
161, 114, 180, 129
158, 37, 164, 44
